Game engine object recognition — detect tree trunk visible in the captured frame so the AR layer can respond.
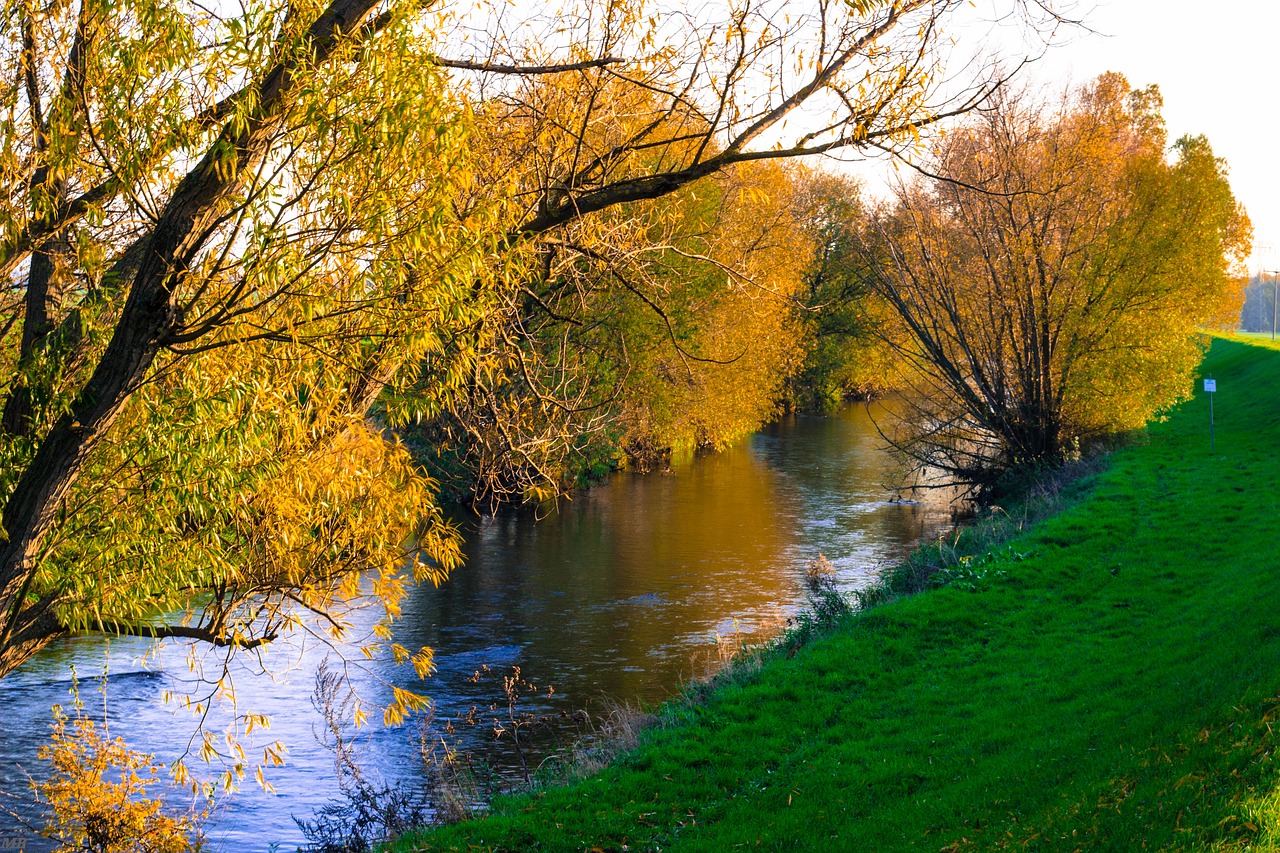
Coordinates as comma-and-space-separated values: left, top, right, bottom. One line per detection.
0, 0, 385, 676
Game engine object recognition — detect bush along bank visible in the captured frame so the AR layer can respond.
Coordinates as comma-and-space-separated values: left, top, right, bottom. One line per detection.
393, 336, 1280, 852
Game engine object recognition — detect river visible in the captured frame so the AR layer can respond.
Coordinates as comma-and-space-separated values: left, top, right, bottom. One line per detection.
0, 403, 959, 851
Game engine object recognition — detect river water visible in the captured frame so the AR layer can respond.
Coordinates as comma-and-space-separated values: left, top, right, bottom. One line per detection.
0, 404, 959, 851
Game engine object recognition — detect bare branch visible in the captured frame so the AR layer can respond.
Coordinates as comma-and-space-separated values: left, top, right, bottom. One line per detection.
435, 54, 625, 75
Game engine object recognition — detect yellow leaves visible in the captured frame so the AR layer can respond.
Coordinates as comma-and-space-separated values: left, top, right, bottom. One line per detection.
261, 741, 287, 768
844, 0, 885, 15
197, 731, 218, 763
37, 704, 205, 852
243, 712, 270, 735
383, 685, 431, 727
411, 646, 436, 679
863, 75, 1248, 478
736, 185, 772, 207
172, 760, 193, 792
391, 642, 412, 665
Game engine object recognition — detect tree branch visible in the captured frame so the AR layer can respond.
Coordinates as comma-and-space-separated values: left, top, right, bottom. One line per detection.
96, 620, 278, 649
434, 55, 624, 75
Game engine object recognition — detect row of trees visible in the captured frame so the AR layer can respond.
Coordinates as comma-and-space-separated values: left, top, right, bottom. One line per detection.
405, 69, 1251, 511
0, 0, 1065, 683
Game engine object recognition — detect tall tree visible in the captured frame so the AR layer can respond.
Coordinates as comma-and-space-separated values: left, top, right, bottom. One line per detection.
0, 0, 1065, 679
862, 74, 1251, 493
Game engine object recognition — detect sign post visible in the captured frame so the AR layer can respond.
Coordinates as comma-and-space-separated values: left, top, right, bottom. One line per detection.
1204, 376, 1216, 453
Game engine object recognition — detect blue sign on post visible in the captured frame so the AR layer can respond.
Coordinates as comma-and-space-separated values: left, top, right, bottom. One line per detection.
1205, 376, 1216, 452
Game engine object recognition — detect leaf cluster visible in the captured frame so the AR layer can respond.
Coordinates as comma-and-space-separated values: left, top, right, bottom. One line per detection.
36, 701, 206, 852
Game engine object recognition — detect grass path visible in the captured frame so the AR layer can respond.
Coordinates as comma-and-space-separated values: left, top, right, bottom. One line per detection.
397, 337, 1280, 852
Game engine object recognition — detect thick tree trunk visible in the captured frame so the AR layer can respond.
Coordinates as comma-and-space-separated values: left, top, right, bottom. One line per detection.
0, 0, 385, 678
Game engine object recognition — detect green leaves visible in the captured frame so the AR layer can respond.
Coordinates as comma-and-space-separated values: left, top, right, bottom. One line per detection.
1, 0, 490, 669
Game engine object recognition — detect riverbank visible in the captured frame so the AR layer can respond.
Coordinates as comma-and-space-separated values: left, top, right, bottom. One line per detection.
394, 336, 1280, 852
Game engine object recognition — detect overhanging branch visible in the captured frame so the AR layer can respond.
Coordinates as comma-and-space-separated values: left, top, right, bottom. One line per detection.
433, 55, 625, 75
96, 620, 279, 650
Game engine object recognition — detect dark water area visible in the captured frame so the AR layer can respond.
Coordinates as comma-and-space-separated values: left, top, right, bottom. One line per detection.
0, 403, 961, 851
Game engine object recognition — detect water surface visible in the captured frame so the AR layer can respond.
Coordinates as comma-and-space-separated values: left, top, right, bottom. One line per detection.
0, 404, 958, 850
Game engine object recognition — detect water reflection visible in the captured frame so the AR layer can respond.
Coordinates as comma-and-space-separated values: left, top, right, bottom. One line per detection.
0, 403, 958, 851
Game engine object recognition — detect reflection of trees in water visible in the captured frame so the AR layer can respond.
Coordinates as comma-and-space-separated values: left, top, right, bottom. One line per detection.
1, 405, 954, 848
412, 441, 799, 707
762, 401, 961, 565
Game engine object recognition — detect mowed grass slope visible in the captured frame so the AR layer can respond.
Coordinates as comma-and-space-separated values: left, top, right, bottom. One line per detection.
399, 337, 1280, 852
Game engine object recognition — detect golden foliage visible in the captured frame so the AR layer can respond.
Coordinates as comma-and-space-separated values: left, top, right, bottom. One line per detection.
612, 160, 813, 463
866, 74, 1251, 487
37, 703, 205, 853
0, 0, 1070, 755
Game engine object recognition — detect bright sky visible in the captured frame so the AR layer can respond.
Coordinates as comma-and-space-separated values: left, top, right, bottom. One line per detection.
843, 1, 1277, 272
993, 0, 1278, 272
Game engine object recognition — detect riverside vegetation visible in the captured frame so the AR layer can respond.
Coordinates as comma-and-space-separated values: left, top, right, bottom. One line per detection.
392, 335, 1280, 851
1, 0, 1255, 842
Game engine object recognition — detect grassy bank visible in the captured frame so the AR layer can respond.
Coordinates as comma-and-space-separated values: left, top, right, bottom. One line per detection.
395, 336, 1280, 852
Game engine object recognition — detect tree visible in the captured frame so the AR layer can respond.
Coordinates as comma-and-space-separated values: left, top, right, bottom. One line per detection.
785, 168, 902, 411
860, 74, 1251, 493
0, 0, 488, 687
606, 160, 813, 468
411, 155, 815, 501
0, 0, 1065, 683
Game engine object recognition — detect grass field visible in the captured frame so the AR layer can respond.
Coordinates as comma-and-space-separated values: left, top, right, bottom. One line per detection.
395, 336, 1280, 852
1226, 330, 1280, 347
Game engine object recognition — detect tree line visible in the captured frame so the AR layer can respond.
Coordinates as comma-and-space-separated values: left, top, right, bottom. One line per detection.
414, 72, 1250, 505
0, 0, 1249, 699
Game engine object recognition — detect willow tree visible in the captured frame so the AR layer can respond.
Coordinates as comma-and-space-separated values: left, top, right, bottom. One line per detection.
0, 0, 1065, 683
413, 152, 818, 502
864, 74, 1251, 493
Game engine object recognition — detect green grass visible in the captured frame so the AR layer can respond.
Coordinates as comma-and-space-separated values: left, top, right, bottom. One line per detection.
395, 337, 1280, 852
1226, 330, 1280, 348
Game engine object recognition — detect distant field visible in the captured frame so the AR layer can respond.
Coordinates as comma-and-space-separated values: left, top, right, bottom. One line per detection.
1227, 330, 1280, 349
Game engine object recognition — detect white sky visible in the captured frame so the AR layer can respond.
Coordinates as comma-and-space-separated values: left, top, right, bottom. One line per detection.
1028, 0, 1280, 273
841, 1, 1277, 272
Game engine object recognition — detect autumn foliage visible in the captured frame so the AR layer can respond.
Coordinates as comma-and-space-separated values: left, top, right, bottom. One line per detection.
0, 0, 1057, 679
862, 74, 1251, 492
36, 702, 204, 852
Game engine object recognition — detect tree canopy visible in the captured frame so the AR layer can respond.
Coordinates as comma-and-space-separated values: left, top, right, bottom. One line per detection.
861, 73, 1251, 493
0, 0, 1066, 692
